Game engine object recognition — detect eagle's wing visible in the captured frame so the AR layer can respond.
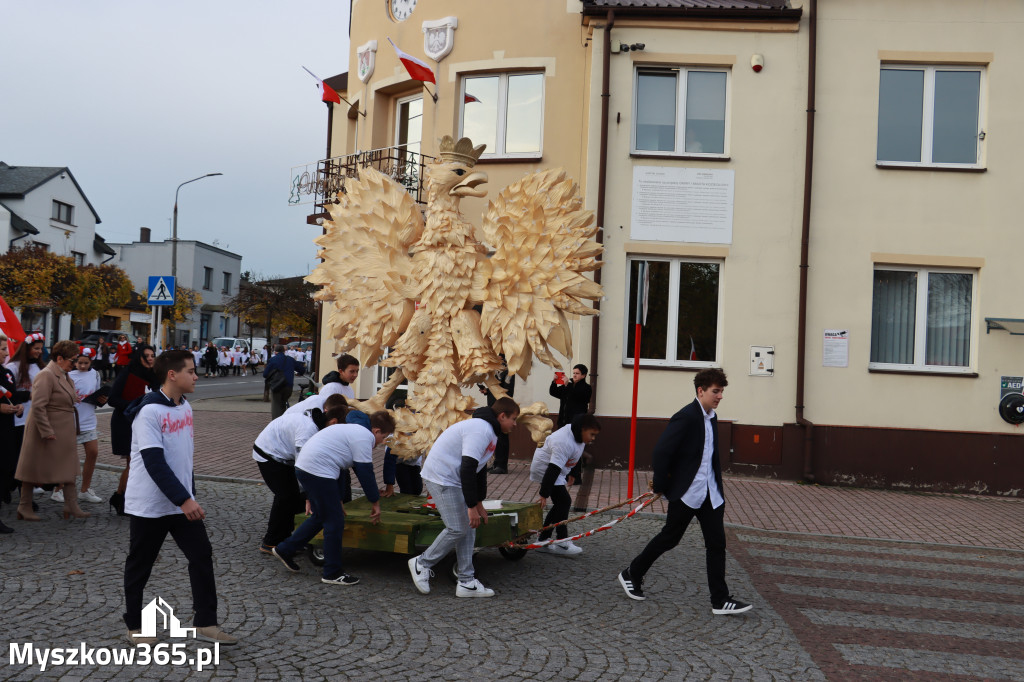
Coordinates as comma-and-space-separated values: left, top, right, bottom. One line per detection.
306, 167, 422, 366
476, 168, 603, 378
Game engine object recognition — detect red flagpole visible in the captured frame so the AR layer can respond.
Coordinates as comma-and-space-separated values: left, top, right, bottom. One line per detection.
628, 322, 641, 499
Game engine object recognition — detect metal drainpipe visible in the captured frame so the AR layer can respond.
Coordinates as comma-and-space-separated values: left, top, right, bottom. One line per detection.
796, 0, 818, 481
588, 8, 613, 413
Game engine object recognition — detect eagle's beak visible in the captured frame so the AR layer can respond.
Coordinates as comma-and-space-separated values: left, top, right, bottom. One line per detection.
451, 171, 488, 198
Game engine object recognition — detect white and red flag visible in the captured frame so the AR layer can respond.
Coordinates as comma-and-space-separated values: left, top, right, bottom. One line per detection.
387, 37, 436, 84
689, 336, 698, 361
301, 66, 342, 104
0, 294, 26, 356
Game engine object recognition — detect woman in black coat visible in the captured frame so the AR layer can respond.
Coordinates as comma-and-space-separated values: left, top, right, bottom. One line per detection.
0, 332, 30, 532
106, 345, 157, 515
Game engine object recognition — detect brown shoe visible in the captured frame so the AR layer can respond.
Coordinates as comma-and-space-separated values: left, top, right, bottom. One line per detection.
195, 625, 239, 646
126, 630, 157, 646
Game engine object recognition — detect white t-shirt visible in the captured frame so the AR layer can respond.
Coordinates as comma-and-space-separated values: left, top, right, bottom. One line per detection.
295, 423, 375, 480
284, 392, 327, 416
4, 361, 41, 427
191, 350, 203, 367
253, 412, 319, 464
319, 381, 355, 400
529, 424, 585, 487
420, 418, 497, 488
125, 393, 195, 518
69, 368, 102, 433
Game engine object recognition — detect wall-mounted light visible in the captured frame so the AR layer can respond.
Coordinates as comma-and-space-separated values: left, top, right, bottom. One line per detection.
751, 54, 765, 73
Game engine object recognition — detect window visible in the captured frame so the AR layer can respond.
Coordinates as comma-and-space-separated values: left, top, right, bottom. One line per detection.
877, 66, 983, 167
52, 200, 74, 225
870, 267, 975, 372
32, 241, 49, 251
71, 251, 85, 266
200, 313, 210, 341
633, 67, 729, 156
222, 272, 231, 294
203, 267, 212, 290
624, 257, 721, 366
459, 72, 544, 157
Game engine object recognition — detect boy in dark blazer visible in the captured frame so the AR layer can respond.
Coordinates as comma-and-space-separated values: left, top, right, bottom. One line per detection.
618, 368, 752, 615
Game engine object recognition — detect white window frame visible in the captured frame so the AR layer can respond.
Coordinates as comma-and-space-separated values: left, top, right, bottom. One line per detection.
622, 255, 723, 368
876, 65, 986, 169
631, 66, 731, 158
868, 265, 978, 374
394, 93, 424, 155
458, 71, 545, 159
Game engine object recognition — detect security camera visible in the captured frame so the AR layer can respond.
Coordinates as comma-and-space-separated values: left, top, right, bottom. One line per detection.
631, 43, 645, 51
619, 43, 630, 52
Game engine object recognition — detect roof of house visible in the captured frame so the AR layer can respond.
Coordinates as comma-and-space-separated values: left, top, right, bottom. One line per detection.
93, 234, 116, 256
0, 162, 102, 223
0, 199, 40, 235
582, 0, 800, 18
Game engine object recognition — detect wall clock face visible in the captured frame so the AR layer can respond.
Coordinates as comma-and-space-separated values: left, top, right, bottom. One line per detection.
388, 0, 417, 22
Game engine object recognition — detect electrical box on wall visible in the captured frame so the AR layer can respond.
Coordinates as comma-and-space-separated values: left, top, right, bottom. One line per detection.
750, 346, 774, 376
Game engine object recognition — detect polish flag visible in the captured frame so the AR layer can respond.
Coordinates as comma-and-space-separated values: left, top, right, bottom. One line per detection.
388, 37, 436, 84
302, 66, 342, 104
464, 93, 480, 103
0, 294, 26, 356
689, 336, 698, 361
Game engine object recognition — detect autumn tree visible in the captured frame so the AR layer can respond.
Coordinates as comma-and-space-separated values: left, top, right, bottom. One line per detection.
225, 275, 316, 345
147, 286, 202, 324
0, 245, 133, 327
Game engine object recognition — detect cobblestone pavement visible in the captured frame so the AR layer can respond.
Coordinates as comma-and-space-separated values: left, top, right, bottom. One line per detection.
3, 402, 1021, 680
3, 470, 823, 681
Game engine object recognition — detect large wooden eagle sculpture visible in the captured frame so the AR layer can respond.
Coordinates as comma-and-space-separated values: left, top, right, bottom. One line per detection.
307, 135, 603, 458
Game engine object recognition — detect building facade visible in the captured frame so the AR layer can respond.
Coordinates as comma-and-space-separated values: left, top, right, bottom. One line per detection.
310, 0, 1024, 495
0, 162, 117, 339
109, 229, 242, 347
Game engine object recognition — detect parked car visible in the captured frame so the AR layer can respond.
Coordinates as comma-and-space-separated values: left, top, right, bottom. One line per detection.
75, 329, 138, 352
209, 337, 250, 352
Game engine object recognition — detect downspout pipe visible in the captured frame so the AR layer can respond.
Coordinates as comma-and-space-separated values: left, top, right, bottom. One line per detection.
796, 0, 817, 481
588, 8, 613, 413
9, 231, 31, 250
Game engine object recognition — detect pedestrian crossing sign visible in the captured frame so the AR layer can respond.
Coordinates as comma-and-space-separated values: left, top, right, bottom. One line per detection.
148, 276, 176, 306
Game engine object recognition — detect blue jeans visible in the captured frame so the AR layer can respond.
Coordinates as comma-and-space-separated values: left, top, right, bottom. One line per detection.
276, 468, 346, 579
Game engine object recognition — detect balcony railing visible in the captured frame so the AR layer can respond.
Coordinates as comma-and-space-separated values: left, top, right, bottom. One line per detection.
289, 146, 434, 213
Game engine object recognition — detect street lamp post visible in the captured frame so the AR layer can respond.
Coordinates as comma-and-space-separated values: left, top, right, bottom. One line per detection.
171, 172, 222, 346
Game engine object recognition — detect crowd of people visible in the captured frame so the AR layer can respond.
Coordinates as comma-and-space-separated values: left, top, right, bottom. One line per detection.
1, 328, 752, 643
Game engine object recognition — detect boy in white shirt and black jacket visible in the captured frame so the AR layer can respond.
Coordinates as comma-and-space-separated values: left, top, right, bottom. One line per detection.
531, 414, 601, 557
121, 350, 239, 646
409, 398, 519, 598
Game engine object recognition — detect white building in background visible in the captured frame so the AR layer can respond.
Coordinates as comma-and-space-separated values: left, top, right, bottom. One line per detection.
108, 228, 243, 347
0, 161, 118, 339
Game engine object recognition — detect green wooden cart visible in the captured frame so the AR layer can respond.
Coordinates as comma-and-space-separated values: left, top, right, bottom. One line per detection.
297, 494, 543, 568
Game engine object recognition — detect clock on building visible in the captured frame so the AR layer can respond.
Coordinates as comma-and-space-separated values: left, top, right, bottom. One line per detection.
388, 0, 417, 22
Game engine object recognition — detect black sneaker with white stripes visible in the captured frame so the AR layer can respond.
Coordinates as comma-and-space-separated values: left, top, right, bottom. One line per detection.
712, 597, 752, 615
618, 568, 645, 601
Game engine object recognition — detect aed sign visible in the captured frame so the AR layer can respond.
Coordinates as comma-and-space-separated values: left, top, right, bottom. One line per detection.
1000, 376, 1023, 399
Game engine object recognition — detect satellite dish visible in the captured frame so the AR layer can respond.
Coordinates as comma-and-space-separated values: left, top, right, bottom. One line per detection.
998, 393, 1024, 425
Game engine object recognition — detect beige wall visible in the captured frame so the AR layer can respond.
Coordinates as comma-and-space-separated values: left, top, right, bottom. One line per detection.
321, 0, 593, 407
806, 0, 1024, 433
584, 15, 807, 423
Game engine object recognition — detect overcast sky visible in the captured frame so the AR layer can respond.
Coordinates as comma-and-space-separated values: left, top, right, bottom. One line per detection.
2, 1, 351, 278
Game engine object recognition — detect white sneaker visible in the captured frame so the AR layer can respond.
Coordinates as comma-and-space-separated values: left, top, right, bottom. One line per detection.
33, 487, 45, 496
51, 490, 64, 503
456, 578, 495, 598
408, 556, 433, 595
561, 540, 584, 556
80, 488, 103, 503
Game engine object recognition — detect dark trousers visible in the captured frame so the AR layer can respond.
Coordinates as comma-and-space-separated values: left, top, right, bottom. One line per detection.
491, 432, 510, 469
395, 463, 423, 496
270, 388, 290, 420
257, 458, 305, 546
123, 514, 218, 630
277, 469, 346, 579
539, 485, 571, 540
629, 496, 729, 606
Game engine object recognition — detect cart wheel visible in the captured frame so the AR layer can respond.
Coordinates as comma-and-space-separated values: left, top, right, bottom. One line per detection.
307, 545, 325, 567
498, 546, 528, 561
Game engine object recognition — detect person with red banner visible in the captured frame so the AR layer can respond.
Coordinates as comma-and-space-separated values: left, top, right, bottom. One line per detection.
0, 329, 28, 533
0, 294, 26, 358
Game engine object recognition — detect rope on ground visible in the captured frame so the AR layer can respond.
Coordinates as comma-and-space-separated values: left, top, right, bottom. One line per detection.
504, 492, 662, 550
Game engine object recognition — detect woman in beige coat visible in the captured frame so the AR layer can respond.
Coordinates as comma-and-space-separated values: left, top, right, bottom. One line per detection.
14, 340, 89, 521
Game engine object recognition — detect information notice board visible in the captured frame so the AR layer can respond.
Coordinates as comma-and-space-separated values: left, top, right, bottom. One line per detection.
630, 166, 735, 243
